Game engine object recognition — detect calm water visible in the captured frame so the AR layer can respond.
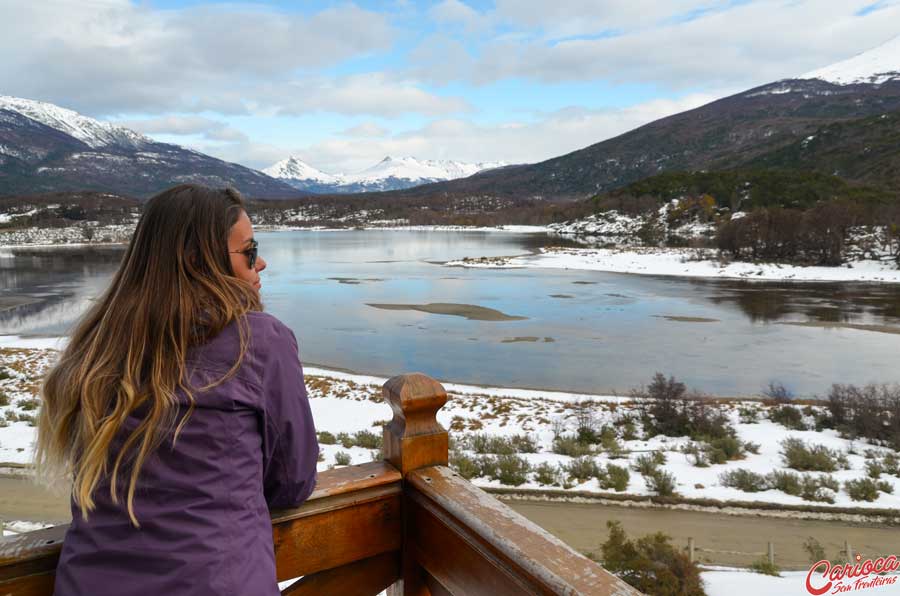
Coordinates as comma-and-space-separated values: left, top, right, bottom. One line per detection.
3, 230, 900, 397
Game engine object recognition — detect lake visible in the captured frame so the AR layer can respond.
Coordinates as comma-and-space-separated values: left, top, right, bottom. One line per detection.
3, 229, 900, 397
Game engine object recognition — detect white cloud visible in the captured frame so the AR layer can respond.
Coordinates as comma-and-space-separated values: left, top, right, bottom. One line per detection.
0, 0, 394, 116
415, 0, 900, 90
429, 0, 490, 32
117, 115, 249, 143
269, 73, 471, 117
219, 90, 725, 173
341, 122, 390, 137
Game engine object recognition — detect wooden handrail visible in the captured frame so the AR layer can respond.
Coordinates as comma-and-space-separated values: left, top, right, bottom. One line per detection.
405, 466, 640, 595
0, 461, 402, 595
0, 373, 641, 596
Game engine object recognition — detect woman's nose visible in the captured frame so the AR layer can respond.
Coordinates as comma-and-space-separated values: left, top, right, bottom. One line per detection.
256, 256, 267, 272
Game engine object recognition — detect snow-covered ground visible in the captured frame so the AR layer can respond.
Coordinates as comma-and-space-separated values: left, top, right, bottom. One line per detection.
448, 246, 900, 283
3, 336, 899, 513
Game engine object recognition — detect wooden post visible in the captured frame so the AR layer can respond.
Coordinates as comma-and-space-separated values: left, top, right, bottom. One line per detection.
687, 537, 695, 563
382, 373, 449, 476
767, 542, 775, 567
382, 373, 449, 596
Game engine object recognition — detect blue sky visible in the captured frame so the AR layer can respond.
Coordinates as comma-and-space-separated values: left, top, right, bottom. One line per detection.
2, 0, 899, 173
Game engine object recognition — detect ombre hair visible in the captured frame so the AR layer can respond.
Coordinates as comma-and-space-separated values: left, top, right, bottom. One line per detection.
36, 184, 261, 526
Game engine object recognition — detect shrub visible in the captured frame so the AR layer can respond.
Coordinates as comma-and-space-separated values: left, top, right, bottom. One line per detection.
552, 434, 593, 457
601, 464, 630, 492
768, 470, 803, 496
686, 401, 733, 440
844, 478, 893, 501
334, 451, 352, 466
468, 433, 531, 455
827, 383, 900, 450
719, 469, 769, 492
640, 373, 689, 437
631, 452, 666, 475
566, 456, 600, 483
738, 406, 760, 423
449, 452, 480, 480
749, 558, 781, 577
621, 420, 640, 441
317, 431, 336, 445
770, 405, 806, 430
476, 455, 498, 479
494, 454, 531, 486
865, 460, 884, 479
16, 398, 40, 411
704, 436, 745, 462
599, 425, 624, 456
0, 392, 10, 407
336, 432, 355, 449
780, 438, 848, 472
800, 475, 838, 504
510, 434, 539, 453
534, 462, 558, 486
353, 430, 382, 449
645, 469, 677, 496
884, 453, 900, 476
600, 521, 706, 596
574, 401, 598, 443
744, 441, 761, 454
763, 381, 793, 404
0, 368, 11, 381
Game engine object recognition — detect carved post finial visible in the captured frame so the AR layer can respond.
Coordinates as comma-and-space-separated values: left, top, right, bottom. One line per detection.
382, 373, 448, 476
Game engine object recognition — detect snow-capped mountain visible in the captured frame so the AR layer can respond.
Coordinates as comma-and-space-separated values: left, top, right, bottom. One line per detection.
264, 155, 509, 193
263, 156, 342, 185
801, 35, 900, 86
0, 96, 153, 150
0, 95, 301, 198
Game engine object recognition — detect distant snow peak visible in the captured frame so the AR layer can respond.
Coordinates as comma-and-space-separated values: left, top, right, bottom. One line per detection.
0, 95, 152, 150
801, 35, 900, 85
263, 155, 509, 193
262, 156, 342, 184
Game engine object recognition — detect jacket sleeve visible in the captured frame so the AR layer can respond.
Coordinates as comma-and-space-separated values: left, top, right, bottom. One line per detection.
260, 322, 319, 510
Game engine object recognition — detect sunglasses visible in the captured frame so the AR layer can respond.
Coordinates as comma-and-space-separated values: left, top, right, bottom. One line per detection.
229, 238, 258, 269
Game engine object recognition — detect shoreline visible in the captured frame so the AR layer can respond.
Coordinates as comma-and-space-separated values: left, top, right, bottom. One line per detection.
447, 246, 900, 284
0, 336, 848, 402
3, 340, 900, 514
3, 226, 899, 283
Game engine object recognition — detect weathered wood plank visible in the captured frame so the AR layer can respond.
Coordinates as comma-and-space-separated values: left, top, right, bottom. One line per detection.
406, 466, 643, 596
0, 462, 402, 594
282, 551, 399, 596
273, 485, 402, 581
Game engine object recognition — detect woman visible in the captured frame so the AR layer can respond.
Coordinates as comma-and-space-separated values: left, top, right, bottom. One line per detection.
36, 184, 319, 595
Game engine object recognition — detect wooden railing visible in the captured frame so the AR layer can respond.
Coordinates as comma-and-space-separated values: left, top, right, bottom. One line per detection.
0, 373, 641, 596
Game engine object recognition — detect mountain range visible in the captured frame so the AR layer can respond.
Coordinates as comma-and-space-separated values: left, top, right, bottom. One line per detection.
0, 96, 301, 199
374, 34, 900, 203
2, 34, 900, 204
263, 155, 509, 193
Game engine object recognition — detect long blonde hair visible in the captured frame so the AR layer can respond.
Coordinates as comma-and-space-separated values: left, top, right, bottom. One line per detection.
36, 185, 261, 526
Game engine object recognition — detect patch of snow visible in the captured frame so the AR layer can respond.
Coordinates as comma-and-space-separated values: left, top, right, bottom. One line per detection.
448, 246, 900, 283
801, 35, 900, 85
0, 95, 152, 150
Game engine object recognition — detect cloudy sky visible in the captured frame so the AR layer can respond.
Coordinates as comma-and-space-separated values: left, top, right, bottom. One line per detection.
2, 0, 899, 174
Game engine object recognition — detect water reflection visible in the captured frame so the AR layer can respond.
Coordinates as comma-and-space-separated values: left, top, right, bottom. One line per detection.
1, 233, 899, 396
694, 279, 900, 324
0, 246, 123, 336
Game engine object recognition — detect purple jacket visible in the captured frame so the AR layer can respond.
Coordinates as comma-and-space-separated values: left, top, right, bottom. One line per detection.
54, 312, 319, 596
